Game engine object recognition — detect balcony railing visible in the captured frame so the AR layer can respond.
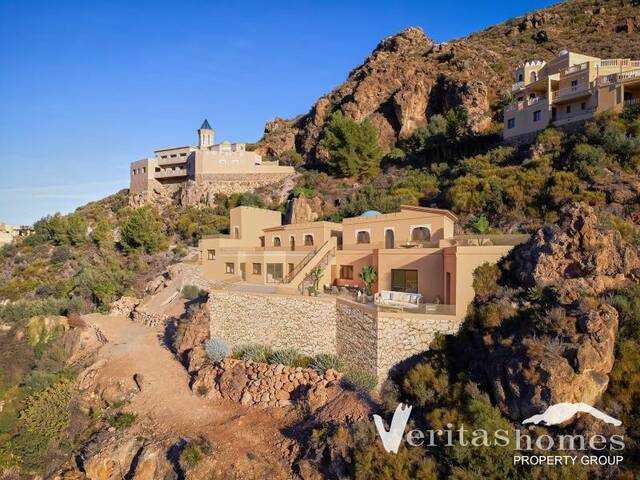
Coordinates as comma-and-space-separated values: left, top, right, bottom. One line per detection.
511, 81, 525, 92
625, 98, 640, 106
504, 95, 547, 113
376, 302, 457, 316
565, 62, 589, 75
550, 84, 593, 102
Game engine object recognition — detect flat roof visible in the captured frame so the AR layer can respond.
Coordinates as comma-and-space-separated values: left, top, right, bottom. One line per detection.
154, 145, 195, 153
263, 221, 342, 233
342, 205, 458, 223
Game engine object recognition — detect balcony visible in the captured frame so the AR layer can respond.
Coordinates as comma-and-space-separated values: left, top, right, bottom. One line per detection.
154, 167, 188, 179
511, 81, 525, 92
504, 95, 547, 114
550, 84, 593, 103
564, 62, 589, 75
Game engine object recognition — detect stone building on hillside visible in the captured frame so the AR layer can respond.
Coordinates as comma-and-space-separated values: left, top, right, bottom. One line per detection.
504, 49, 640, 143
0, 223, 33, 246
129, 120, 295, 205
198, 205, 528, 383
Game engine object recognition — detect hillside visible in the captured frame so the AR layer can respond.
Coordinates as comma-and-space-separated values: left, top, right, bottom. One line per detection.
257, 0, 640, 163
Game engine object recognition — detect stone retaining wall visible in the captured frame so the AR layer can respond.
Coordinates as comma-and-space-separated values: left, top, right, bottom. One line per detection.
191, 358, 341, 408
209, 291, 337, 356
209, 291, 465, 385
376, 312, 462, 383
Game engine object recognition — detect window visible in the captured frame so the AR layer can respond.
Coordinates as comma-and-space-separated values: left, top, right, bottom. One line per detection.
411, 226, 431, 242
581, 102, 587, 111
339, 265, 354, 280
252, 263, 262, 275
207, 249, 215, 260
273, 236, 281, 247
180, 153, 186, 157
170, 154, 177, 158
288, 263, 294, 274
529, 71, 537, 82
518, 73, 523, 82
533, 110, 541, 122
233, 226, 240, 239
566, 105, 571, 114
259, 236, 265, 247
507, 118, 515, 129
304, 234, 314, 246
266, 263, 283, 283
356, 230, 370, 244
571, 80, 578, 87
161, 155, 167, 159
385, 229, 395, 249
225, 263, 235, 274
391, 269, 419, 293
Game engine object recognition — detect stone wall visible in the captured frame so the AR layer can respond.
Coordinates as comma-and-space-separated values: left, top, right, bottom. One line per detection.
376, 312, 463, 383
209, 291, 337, 356
191, 358, 341, 408
209, 291, 465, 386
335, 301, 377, 374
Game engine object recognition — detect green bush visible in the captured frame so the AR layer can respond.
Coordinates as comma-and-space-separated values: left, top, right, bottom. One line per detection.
109, 412, 136, 429
91, 217, 114, 249
120, 207, 169, 254
204, 337, 230, 362
182, 285, 207, 300
232, 344, 273, 363
472, 262, 501, 298
179, 437, 212, 470
402, 362, 449, 408
269, 349, 312, 368
342, 369, 377, 393
310, 353, 344, 373
320, 111, 383, 178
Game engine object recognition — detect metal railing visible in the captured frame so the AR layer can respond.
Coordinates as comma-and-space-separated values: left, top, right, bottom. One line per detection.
511, 81, 525, 92
625, 98, 640, 106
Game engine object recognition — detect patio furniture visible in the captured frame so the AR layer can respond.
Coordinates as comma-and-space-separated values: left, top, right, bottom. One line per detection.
374, 290, 422, 310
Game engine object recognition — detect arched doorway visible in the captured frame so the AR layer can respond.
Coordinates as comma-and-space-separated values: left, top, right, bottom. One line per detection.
385, 229, 395, 249
290, 236, 295, 251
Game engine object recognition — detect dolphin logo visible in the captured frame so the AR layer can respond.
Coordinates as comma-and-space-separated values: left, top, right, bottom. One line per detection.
522, 402, 622, 427
373, 403, 412, 453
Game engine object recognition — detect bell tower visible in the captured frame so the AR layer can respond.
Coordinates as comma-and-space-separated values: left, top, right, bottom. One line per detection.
198, 119, 214, 149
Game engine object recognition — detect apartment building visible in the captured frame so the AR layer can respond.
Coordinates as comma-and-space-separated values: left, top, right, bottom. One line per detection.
503, 50, 640, 142
130, 120, 294, 195
199, 205, 525, 318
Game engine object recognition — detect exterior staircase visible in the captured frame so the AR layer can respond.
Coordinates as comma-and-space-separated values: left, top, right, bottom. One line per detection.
277, 237, 337, 294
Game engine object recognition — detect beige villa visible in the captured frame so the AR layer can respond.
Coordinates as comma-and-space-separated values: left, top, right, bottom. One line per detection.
199, 205, 525, 319
199, 205, 527, 383
130, 120, 294, 196
503, 49, 640, 142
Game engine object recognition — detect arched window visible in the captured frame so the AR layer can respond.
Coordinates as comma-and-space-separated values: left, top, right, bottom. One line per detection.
411, 227, 431, 242
273, 236, 281, 247
385, 229, 395, 249
304, 234, 314, 246
290, 235, 295, 251
356, 231, 370, 244
518, 73, 524, 82
530, 71, 537, 83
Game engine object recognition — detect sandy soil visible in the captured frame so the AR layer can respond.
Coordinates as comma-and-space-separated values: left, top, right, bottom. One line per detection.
84, 313, 300, 479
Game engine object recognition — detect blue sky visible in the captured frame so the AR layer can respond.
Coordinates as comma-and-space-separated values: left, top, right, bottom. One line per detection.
0, 0, 558, 224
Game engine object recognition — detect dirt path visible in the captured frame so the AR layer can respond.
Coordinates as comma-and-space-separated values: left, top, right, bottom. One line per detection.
84, 314, 299, 478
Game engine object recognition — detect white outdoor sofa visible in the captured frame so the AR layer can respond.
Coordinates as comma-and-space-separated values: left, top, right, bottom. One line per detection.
374, 290, 422, 310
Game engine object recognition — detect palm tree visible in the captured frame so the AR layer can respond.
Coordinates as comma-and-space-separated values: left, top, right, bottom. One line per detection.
359, 265, 378, 297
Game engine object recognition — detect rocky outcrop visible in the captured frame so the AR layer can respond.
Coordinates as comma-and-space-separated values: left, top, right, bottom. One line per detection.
257, 2, 640, 163
474, 203, 639, 421
512, 203, 640, 304
284, 196, 321, 224
191, 358, 342, 409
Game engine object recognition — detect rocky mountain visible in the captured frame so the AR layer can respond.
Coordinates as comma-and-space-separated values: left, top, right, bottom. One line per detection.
473, 203, 640, 420
257, 0, 640, 163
